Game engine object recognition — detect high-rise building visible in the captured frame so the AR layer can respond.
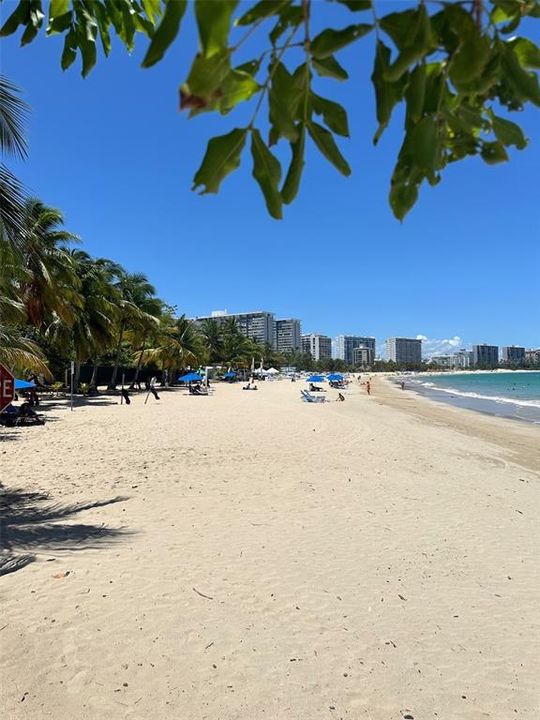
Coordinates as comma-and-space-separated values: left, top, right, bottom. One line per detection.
302, 334, 332, 361
193, 310, 275, 346
335, 335, 376, 364
352, 346, 374, 367
501, 346, 525, 364
472, 344, 499, 366
274, 318, 301, 354
525, 348, 540, 366
386, 337, 422, 364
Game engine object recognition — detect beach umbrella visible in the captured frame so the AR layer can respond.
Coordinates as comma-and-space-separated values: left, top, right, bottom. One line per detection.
327, 373, 344, 382
223, 371, 237, 379
15, 379, 36, 389
267, 367, 279, 374
306, 375, 326, 383
178, 372, 202, 383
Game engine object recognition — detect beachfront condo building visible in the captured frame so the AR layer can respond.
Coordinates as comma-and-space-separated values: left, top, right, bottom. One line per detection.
335, 335, 376, 364
193, 310, 275, 346
525, 348, 540, 365
430, 349, 472, 368
302, 334, 332, 361
274, 319, 302, 353
472, 344, 499, 366
352, 346, 375, 367
386, 337, 422, 364
502, 346, 525, 364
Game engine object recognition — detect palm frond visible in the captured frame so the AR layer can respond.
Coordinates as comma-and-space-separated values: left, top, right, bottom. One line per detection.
0, 75, 29, 160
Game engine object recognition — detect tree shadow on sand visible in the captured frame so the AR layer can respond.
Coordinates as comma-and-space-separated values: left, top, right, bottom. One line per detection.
0, 485, 131, 577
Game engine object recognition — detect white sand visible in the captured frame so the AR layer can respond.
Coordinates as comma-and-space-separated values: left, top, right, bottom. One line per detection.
1, 378, 538, 719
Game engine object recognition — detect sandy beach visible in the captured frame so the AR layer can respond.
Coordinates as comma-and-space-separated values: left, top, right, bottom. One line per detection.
1, 378, 538, 719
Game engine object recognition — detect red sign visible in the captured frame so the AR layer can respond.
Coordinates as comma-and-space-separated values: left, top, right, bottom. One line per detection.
0, 363, 15, 413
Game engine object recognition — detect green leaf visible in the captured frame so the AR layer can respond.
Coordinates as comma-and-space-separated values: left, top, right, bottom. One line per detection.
407, 116, 439, 170
180, 50, 231, 111
218, 69, 260, 115
281, 126, 305, 204
50, 0, 69, 18
310, 24, 373, 59
502, 42, 540, 106
61, 29, 77, 70
380, 9, 418, 49
371, 41, 407, 143
481, 140, 509, 164
195, 0, 237, 58
312, 55, 349, 81
389, 178, 418, 221
47, 10, 72, 35
193, 128, 247, 194
449, 35, 491, 90
405, 63, 426, 126
269, 62, 301, 143
0, 2, 28, 37
269, 5, 302, 45
334, 1, 371, 10
141, 0, 162, 24
311, 93, 349, 137
251, 129, 283, 219
509, 37, 540, 69
491, 115, 527, 149
383, 5, 434, 81
237, 0, 288, 26
141, 0, 186, 68
308, 122, 351, 176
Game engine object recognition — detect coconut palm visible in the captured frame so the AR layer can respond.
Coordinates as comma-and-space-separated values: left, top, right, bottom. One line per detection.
0, 75, 28, 245
198, 318, 224, 364
16, 199, 81, 329
140, 314, 203, 383
107, 271, 160, 389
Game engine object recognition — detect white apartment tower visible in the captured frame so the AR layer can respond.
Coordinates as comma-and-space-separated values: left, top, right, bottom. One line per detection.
302, 334, 332, 361
274, 318, 301, 353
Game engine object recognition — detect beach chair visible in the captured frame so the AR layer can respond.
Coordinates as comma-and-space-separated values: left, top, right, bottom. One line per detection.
189, 385, 208, 396
301, 390, 326, 403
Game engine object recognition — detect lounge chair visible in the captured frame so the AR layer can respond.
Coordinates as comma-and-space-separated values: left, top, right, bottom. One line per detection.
0, 404, 45, 427
189, 385, 208, 396
309, 384, 325, 392
301, 390, 326, 403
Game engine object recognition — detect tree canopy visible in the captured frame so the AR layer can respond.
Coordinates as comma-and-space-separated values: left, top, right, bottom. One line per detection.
2, 0, 539, 220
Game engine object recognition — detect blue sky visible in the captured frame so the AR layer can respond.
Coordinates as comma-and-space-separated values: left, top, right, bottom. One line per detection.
4, 2, 539, 355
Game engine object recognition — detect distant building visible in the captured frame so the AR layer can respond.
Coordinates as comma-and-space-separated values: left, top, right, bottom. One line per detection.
524, 348, 540, 365
472, 344, 499, 366
502, 346, 525, 364
274, 318, 301, 354
302, 334, 332, 361
430, 349, 472, 369
386, 337, 422, 364
193, 310, 275, 346
352, 346, 374, 367
335, 335, 376, 364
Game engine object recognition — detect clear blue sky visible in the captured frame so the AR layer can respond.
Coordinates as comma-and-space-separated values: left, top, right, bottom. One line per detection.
4, 2, 539, 355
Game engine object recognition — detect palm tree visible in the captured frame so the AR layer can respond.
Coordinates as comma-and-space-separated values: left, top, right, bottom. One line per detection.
107, 271, 160, 389
16, 199, 81, 329
198, 318, 224, 364
141, 314, 203, 384
0, 75, 28, 246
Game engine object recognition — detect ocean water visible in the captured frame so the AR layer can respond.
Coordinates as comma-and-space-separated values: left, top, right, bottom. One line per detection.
403, 371, 540, 424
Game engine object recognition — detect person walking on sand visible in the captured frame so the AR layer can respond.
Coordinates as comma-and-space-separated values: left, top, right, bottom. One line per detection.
401, 381, 405, 390
366, 381, 371, 396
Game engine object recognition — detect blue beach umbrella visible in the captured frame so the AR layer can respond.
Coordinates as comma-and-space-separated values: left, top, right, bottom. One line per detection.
223, 371, 237, 379
178, 372, 203, 383
327, 373, 344, 382
306, 375, 326, 383
15, 379, 36, 390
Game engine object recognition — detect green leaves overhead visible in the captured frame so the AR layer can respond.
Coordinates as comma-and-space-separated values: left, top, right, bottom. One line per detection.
192, 128, 248, 194
251, 129, 283, 219
2, 0, 539, 221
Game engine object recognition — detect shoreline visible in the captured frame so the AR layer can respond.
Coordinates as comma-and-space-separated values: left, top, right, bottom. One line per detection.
374, 376, 540, 473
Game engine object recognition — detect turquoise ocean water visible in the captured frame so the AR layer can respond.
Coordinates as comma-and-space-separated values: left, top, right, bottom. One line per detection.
404, 371, 540, 424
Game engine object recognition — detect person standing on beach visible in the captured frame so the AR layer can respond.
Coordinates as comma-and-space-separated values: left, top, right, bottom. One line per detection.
366, 381, 371, 396
401, 381, 405, 390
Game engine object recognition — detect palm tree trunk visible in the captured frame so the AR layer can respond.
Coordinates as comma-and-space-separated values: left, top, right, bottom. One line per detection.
73, 360, 81, 391
108, 320, 125, 389
89, 360, 99, 390
130, 339, 146, 388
